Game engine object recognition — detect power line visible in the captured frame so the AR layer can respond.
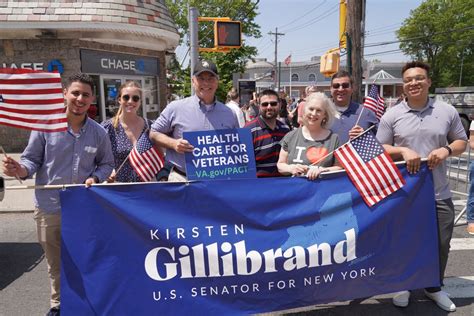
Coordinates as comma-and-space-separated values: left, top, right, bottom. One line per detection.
282, 3, 339, 33
277, 0, 327, 29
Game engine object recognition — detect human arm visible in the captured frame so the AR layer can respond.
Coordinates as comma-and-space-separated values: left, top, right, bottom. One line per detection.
427, 139, 467, 170
470, 130, 474, 150
277, 149, 308, 176
88, 132, 115, 186
149, 130, 193, 154
2, 156, 28, 178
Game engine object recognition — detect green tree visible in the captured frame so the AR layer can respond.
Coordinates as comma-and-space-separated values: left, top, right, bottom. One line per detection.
396, 0, 474, 89
165, 0, 261, 101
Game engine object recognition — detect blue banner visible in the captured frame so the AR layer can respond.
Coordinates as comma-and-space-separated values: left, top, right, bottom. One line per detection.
183, 128, 256, 180
60, 164, 439, 315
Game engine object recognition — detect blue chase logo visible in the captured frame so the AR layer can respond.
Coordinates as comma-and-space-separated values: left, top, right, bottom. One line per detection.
47, 59, 64, 74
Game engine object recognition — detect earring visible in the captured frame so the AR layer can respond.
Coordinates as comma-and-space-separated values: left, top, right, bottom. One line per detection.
322, 118, 327, 125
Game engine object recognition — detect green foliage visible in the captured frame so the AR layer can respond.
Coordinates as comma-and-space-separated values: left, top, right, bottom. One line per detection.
165, 0, 262, 101
396, 0, 474, 89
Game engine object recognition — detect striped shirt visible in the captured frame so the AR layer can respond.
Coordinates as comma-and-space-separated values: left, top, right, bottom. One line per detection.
245, 116, 290, 177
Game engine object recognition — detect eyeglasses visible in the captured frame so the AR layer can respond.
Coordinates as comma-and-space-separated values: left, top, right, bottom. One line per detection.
260, 101, 279, 107
403, 75, 427, 84
122, 94, 140, 102
332, 82, 351, 89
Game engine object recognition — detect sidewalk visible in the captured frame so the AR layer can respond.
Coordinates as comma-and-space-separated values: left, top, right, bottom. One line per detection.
0, 153, 35, 213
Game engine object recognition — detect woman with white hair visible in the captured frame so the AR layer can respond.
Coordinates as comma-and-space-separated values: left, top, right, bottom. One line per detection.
277, 92, 341, 180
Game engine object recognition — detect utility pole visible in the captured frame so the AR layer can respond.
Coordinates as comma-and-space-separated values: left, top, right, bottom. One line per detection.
346, 0, 365, 103
189, 6, 199, 95
268, 27, 284, 91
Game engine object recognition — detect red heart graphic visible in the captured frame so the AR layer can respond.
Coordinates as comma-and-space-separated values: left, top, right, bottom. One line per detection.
306, 146, 329, 163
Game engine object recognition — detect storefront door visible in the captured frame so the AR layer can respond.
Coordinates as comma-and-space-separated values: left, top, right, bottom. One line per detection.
100, 76, 145, 120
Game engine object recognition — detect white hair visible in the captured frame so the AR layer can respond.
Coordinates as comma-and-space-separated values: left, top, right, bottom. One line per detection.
304, 92, 337, 128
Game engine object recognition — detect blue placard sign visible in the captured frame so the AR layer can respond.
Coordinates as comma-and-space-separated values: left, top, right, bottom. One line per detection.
183, 128, 256, 180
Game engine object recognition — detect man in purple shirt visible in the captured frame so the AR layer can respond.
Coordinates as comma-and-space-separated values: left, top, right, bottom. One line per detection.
150, 60, 239, 181
2, 73, 114, 316
330, 70, 378, 143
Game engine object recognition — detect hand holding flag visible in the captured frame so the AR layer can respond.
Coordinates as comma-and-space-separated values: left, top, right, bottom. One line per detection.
129, 135, 164, 182
334, 130, 405, 206
364, 85, 385, 120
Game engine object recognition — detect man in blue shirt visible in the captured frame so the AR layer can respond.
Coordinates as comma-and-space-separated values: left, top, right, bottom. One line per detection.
2, 73, 114, 316
330, 70, 378, 144
150, 60, 239, 181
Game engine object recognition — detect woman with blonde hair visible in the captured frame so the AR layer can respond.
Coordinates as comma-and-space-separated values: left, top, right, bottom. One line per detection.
277, 92, 341, 180
102, 81, 164, 182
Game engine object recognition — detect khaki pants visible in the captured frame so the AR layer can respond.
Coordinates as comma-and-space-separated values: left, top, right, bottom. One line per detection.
34, 208, 61, 308
168, 169, 188, 182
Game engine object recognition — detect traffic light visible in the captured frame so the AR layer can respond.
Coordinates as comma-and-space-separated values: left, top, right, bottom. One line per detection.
215, 21, 241, 48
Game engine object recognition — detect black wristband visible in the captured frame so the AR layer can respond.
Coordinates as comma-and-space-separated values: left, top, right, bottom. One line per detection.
443, 145, 452, 156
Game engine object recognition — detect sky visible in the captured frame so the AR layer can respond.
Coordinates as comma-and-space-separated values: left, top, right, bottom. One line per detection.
175, 0, 424, 65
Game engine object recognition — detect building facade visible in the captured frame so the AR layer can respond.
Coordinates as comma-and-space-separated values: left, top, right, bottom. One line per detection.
241, 57, 404, 104
0, 0, 179, 151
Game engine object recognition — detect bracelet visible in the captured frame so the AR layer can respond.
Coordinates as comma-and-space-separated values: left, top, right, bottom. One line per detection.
443, 145, 452, 156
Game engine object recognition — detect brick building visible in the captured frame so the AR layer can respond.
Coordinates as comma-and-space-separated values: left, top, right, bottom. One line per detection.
0, 0, 179, 151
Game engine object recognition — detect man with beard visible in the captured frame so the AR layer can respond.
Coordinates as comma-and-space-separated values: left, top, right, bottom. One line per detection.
150, 59, 239, 181
245, 89, 290, 177
2, 73, 114, 316
330, 70, 378, 143
377, 61, 467, 312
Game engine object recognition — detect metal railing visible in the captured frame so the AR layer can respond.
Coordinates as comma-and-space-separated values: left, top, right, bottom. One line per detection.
447, 147, 471, 226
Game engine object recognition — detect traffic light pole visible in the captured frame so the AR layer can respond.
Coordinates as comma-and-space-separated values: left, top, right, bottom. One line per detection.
189, 6, 199, 94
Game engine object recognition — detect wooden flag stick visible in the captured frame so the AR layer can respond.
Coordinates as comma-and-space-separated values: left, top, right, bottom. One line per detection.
0, 146, 23, 184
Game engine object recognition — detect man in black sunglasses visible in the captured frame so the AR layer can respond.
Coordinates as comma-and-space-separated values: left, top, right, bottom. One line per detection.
245, 89, 290, 177
330, 70, 378, 143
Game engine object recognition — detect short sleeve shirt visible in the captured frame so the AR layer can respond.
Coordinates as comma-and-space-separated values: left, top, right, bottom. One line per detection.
281, 128, 339, 167
376, 98, 467, 200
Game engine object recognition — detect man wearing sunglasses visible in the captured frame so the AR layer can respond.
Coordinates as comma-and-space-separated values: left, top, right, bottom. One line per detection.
330, 70, 378, 143
150, 59, 239, 181
245, 89, 290, 177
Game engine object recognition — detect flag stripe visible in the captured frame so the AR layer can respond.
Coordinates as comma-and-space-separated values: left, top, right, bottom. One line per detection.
334, 132, 405, 207
0, 68, 67, 132
335, 145, 378, 205
0, 106, 65, 115
0, 118, 68, 132
0, 88, 63, 95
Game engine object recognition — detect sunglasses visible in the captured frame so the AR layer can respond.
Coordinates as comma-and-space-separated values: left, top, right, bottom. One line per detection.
332, 82, 351, 89
260, 101, 278, 107
122, 94, 140, 102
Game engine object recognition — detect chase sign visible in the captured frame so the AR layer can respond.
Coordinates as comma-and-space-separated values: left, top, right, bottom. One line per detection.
80, 49, 159, 76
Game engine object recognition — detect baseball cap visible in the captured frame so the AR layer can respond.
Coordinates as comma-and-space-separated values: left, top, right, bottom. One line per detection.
193, 59, 218, 77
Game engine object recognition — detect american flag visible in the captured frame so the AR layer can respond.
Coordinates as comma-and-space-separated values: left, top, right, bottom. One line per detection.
364, 85, 385, 120
0, 68, 67, 132
129, 135, 164, 182
334, 131, 405, 207
284, 54, 292, 66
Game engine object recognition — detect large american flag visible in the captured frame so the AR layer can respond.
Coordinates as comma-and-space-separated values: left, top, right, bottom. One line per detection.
0, 68, 67, 132
364, 85, 385, 120
129, 135, 164, 182
334, 131, 405, 206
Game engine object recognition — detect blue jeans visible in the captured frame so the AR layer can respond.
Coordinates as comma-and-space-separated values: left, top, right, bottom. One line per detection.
467, 162, 474, 223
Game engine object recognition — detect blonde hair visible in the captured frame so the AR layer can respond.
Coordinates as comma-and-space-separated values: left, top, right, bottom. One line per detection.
304, 92, 337, 128
112, 81, 142, 128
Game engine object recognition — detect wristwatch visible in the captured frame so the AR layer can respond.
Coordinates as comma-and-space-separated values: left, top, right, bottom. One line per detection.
443, 145, 452, 156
